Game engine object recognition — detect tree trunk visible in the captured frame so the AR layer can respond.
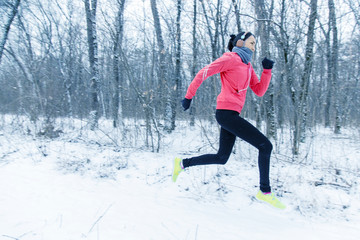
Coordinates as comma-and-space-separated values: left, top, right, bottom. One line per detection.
324, 17, 332, 128
328, 0, 340, 134
200, 0, 222, 113
293, 0, 317, 155
276, 0, 296, 130
169, 0, 181, 131
112, 0, 126, 128
200, 0, 221, 61
84, 0, 100, 130
254, 0, 276, 140
231, 0, 241, 33
150, 0, 172, 132
190, 0, 198, 127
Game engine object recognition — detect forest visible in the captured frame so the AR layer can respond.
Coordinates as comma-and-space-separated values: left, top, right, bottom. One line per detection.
1, 1, 360, 238
0, 0, 359, 155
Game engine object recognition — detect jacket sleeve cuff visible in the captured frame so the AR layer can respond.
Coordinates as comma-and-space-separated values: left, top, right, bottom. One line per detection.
184, 93, 193, 100
263, 68, 272, 74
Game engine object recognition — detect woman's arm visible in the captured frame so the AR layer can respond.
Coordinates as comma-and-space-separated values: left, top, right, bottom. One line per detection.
185, 53, 232, 99
249, 68, 272, 97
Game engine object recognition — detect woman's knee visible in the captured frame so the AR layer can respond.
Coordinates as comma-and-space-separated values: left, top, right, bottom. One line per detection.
258, 140, 273, 154
217, 153, 230, 165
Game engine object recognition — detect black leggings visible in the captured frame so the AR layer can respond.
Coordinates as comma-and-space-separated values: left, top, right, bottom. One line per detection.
183, 110, 272, 192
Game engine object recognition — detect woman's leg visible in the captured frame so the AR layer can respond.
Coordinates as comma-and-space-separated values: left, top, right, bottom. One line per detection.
182, 127, 236, 168
182, 109, 272, 192
216, 110, 273, 193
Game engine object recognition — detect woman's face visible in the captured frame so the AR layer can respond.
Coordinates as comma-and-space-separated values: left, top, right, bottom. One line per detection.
236, 35, 256, 52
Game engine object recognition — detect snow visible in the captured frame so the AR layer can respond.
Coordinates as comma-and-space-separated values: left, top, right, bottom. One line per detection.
0, 116, 360, 240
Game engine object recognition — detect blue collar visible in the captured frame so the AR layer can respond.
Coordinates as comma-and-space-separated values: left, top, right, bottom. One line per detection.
232, 46, 253, 64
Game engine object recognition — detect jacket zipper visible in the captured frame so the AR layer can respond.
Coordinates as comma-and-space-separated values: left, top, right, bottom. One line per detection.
236, 64, 251, 94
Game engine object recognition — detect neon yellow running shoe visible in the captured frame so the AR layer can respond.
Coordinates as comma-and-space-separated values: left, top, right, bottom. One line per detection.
172, 157, 183, 182
256, 190, 286, 209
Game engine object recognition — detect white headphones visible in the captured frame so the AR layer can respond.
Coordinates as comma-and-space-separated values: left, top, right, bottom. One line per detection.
240, 32, 247, 40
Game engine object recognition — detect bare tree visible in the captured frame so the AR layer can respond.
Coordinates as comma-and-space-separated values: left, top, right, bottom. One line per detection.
150, 0, 173, 131
323, 0, 339, 133
323, 11, 332, 128
0, 0, 21, 65
266, 0, 295, 130
200, 0, 222, 61
199, 0, 223, 111
120, 46, 162, 152
84, 0, 100, 130
51, 0, 81, 120
345, 0, 360, 27
189, 0, 198, 126
112, 0, 126, 128
171, 0, 182, 130
327, 0, 340, 134
5, 10, 47, 122
253, 0, 276, 140
293, 0, 318, 155
0, 0, 360, 152
231, 0, 241, 33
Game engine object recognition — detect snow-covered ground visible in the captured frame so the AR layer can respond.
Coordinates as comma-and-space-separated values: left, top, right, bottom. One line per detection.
0, 116, 359, 240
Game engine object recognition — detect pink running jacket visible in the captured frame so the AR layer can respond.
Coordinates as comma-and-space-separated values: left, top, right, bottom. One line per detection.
185, 52, 272, 113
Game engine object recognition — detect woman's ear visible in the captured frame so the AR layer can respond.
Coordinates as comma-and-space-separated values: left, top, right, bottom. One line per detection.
236, 39, 244, 47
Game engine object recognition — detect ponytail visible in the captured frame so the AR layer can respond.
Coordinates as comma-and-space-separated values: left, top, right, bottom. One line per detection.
228, 34, 236, 51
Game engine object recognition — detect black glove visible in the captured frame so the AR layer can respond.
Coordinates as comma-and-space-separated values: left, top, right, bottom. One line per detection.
262, 57, 275, 69
181, 98, 192, 111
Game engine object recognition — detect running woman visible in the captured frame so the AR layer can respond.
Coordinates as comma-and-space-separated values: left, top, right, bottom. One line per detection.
172, 31, 285, 209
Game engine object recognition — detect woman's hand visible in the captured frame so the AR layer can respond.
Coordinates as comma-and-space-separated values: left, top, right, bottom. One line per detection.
181, 98, 192, 111
262, 57, 275, 69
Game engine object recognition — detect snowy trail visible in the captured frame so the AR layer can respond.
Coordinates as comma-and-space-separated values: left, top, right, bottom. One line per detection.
1, 157, 359, 240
